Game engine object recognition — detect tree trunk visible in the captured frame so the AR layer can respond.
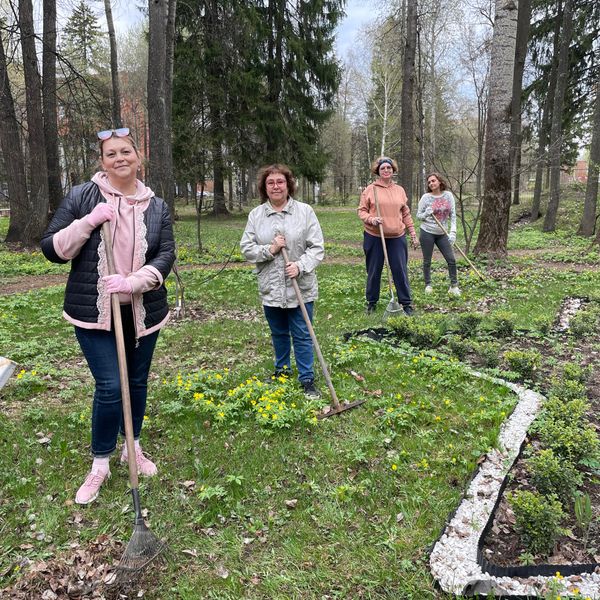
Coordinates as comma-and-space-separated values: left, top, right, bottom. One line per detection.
543, 0, 574, 232
474, 0, 519, 257
510, 0, 531, 206
147, 0, 176, 214
212, 138, 228, 215
104, 0, 122, 127
399, 0, 417, 205
0, 32, 29, 243
42, 0, 62, 214
579, 78, 600, 236
17, 0, 49, 246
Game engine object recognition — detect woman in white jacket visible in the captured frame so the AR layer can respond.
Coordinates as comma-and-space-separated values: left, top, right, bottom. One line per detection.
416, 172, 460, 296
240, 164, 324, 398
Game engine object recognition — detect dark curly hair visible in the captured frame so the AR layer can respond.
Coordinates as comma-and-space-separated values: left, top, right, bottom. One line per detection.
257, 164, 298, 202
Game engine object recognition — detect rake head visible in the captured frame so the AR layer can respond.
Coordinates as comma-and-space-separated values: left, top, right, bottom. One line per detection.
114, 518, 166, 584
317, 398, 367, 419
382, 299, 405, 321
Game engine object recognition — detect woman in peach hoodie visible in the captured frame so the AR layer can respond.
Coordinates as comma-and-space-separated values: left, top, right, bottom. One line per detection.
357, 156, 418, 315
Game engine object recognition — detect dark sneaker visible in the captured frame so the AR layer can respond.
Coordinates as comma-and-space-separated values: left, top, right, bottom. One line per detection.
403, 306, 414, 316
366, 303, 377, 315
301, 380, 321, 399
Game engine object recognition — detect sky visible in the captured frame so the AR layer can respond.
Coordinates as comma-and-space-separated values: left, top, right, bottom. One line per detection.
334, 0, 376, 58
103, 0, 376, 56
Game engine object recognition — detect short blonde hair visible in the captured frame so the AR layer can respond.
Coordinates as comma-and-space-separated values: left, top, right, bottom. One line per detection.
371, 156, 398, 176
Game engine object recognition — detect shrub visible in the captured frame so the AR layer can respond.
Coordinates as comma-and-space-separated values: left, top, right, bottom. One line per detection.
536, 420, 598, 463
532, 315, 553, 335
387, 315, 412, 338
569, 306, 600, 338
547, 377, 586, 401
455, 312, 483, 337
388, 315, 447, 348
410, 322, 443, 347
447, 336, 472, 360
536, 396, 589, 428
507, 490, 564, 556
561, 361, 590, 384
503, 349, 541, 379
489, 310, 516, 337
474, 341, 500, 368
526, 448, 582, 504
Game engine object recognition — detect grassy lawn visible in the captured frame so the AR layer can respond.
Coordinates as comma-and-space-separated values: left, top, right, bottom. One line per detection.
1, 189, 599, 598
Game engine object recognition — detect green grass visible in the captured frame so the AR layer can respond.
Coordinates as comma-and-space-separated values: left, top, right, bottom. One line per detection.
1, 189, 599, 597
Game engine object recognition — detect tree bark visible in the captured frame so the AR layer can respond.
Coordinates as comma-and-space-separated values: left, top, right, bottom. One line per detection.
474, 0, 519, 257
579, 78, 600, 236
147, 0, 176, 214
543, 0, 574, 232
0, 32, 29, 243
399, 0, 417, 204
43, 0, 62, 214
510, 0, 531, 206
17, 0, 49, 245
103, 0, 122, 127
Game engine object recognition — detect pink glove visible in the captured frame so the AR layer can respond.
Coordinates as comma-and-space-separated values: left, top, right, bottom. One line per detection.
102, 274, 133, 294
87, 203, 115, 228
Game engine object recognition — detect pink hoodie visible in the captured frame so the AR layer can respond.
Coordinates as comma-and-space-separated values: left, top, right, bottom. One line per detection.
52, 173, 163, 305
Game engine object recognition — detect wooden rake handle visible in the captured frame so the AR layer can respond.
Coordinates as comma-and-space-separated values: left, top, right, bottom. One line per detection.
372, 187, 395, 296
101, 222, 139, 490
280, 247, 341, 409
431, 214, 487, 283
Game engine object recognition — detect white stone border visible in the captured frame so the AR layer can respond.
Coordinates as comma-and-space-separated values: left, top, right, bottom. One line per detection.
429, 373, 600, 598
0, 356, 16, 391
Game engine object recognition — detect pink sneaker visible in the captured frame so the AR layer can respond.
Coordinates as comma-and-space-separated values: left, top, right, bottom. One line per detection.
121, 446, 158, 477
75, 468, 110, 504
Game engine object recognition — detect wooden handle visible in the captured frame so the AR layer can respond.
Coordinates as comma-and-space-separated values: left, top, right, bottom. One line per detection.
431, 214, 487, 283
280, 247, 340, 409
101, 222, 139, 491
373, 187, 395, 296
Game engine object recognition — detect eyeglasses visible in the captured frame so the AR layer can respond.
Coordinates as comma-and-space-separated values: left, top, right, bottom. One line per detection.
97, 127, 130, 140
266, 179, 287, 187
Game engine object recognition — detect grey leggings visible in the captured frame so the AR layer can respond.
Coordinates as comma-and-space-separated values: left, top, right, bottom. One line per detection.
419, 229, 457, 286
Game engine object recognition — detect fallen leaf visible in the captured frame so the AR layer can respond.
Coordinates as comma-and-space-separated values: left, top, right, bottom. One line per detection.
215, 564, 229, 579
182, 549, 198, 557
349, 370, 365, 382
182, 480, 196, 489
285, 499, 298, 509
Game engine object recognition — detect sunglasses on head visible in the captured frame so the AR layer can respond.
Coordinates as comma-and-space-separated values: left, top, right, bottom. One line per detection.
97, 127, 130, 140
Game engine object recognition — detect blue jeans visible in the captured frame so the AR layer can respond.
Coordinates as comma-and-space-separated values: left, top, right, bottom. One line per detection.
363, 232, 412, 307
419, 229, 457, 285
75, 305, 159, 457
263, 303, 314, 383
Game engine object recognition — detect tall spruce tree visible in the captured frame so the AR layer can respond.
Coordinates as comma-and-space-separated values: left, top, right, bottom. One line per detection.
173, 0, 343, 205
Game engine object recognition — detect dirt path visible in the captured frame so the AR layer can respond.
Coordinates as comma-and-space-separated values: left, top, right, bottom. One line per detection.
1, 248, 597, 296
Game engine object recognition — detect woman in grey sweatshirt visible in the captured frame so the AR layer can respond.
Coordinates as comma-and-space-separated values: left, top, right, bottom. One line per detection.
416, 172, 460, 296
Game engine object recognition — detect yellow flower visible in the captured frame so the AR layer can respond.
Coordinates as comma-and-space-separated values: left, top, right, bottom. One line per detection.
391, 464, 397, 471
31, 370, 37, 376
434, 416, 441, 421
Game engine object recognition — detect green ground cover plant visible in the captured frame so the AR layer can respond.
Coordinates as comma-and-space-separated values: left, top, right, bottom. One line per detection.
2, 195, 600, 597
